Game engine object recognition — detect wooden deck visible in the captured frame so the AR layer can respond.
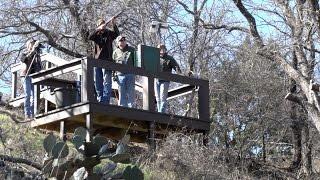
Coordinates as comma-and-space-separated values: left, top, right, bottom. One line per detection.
10, 52, 210, 144
32, 102, 209, 142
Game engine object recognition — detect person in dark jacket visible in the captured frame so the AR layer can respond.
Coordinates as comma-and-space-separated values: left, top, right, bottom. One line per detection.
89, 17, 119, 104
155, 44, 181, 113
113, 35, 135, 107
20, 39, 42, 119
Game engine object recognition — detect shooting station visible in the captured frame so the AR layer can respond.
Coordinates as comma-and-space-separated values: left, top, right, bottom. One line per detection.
10, 45, 210, 146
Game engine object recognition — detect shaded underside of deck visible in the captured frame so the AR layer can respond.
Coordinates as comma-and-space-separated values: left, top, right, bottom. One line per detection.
31, 102, 210, 142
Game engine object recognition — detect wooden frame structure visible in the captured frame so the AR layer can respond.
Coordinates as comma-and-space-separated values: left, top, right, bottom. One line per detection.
10, 55, 210, 144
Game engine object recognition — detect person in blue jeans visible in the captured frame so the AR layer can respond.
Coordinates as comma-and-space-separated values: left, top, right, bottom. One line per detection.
113, 35, 136, 107
89, 17, 119, 104
20, 40, 42, 119
155, 44, 181, 113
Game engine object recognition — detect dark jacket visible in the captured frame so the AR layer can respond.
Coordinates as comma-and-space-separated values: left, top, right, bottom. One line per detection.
20, 50, 42, 77
89, 25, 120, 61
113, 45, 135, 75
160, 53, 181, 73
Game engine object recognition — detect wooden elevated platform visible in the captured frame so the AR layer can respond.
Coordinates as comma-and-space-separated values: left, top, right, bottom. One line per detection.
11, 53, 210, 144
32, 102, 209, 142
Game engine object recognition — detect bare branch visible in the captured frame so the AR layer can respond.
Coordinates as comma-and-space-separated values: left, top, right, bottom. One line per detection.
232, 0, 263, 46
0, 154, 42, 170
25, 20, 84, 57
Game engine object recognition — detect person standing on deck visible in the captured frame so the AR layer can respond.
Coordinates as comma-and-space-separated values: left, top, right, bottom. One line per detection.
20, 39, 42, 120
89, 17, 119, 104
113, 35, 136, 108
155, 44, 182, 113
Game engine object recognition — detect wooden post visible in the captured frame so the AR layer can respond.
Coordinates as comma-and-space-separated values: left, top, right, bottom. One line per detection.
86, 113, 92, 142
11, 72, 17, 99
44, 62, 52, 113
33, 84, 40, 116
60, 121, 66, 141
77, 74, 81, 103
142, 76, 155, 111
198, 81, 210, 121
81, 58, 94, 102
143, 76, 156, 149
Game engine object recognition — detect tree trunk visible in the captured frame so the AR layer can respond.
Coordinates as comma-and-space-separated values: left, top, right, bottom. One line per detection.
302, 122, 313, 175
290, 51, 302, 170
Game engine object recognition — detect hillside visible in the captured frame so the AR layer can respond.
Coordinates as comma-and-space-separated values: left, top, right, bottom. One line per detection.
1, 105, 320, 179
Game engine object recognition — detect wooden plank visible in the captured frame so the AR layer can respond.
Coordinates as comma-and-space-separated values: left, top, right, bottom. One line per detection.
89, 58, 207, 86
89, 103, 210, 130
30, 59, 81, 81
31, 65, 82, 84
39, 78, 77, 88
10, 88, 55, 107
41, 53, 82, 75
167, 85, 197, 100
31, 103, 90, 127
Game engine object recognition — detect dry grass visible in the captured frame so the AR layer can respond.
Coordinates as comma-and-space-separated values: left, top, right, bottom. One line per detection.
138, 133, 254, 180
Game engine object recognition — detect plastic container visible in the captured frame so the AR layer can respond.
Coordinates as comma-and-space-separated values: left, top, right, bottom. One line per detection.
53, 87, 77, 108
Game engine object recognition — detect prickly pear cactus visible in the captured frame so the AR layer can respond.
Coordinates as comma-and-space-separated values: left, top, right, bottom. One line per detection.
51, 141, 69, 159
43, 133, 56, 155
123, 165, 144, 180
74, 127, 87, 139
41, 127, 142, 179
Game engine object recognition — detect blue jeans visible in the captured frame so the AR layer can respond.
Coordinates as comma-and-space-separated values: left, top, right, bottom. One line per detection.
155, 79, 169, 113
117, 74, 135, 108
94, 67, 112, 104
23, 76, 34, 117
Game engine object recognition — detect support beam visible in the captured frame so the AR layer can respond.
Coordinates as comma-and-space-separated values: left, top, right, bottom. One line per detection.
60, 121, 66, 141
142, 76, 156, 149
148, 121, 156, 150
86, 113, 92, 142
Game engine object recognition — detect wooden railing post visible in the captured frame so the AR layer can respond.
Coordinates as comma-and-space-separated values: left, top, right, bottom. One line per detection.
198, 80, 210, 121
44, 61, 52, 113
142, 76, 155, 111
81, 58, 94, 102
33, 84, 40, 116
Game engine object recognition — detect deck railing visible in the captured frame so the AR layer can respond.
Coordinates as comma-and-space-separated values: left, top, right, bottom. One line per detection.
26, 56, 210, 121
